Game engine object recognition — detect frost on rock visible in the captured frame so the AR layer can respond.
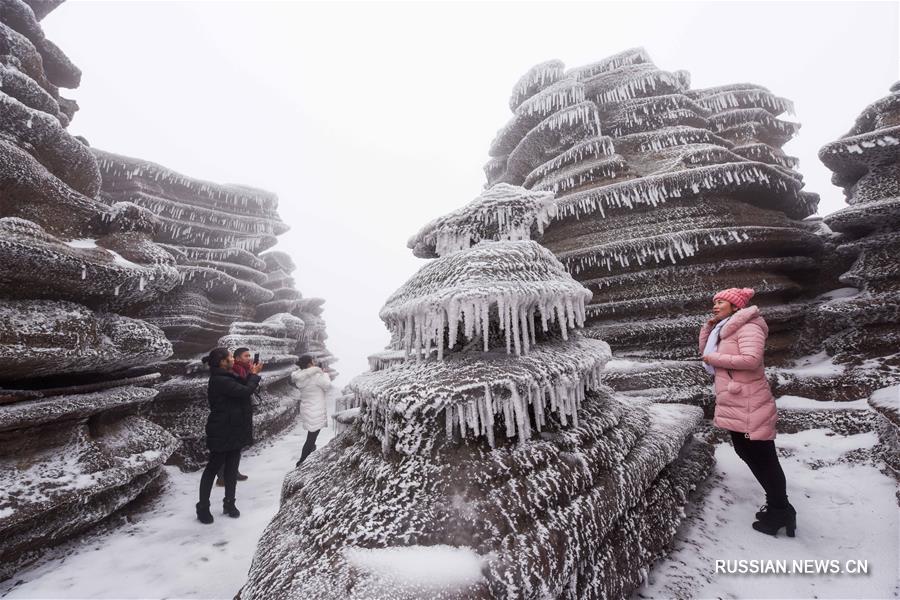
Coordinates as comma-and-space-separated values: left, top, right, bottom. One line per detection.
686, 84, 795, 117
406, 184, 557, 258
491, 79, 587, 157
242, 184, 713, 600
482, 49, 822, 366
0, 217, 181, 309
241, 391, 712, 600
497, 101, 604, 187
0, 300, 173, 381
565, 47, 652, 81
867, 385, 900, 476
0, 3, 334, 576
0, 407, 178, 581
350, 337, 611, 452
0, 6, 185, 578
507, 59, 565, 111
381, 241, 591, 358
806, 84, 900, 405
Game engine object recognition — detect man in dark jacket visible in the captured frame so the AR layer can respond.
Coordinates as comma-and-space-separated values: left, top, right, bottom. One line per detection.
216, 347, 254, 486
196, 347, 263, 524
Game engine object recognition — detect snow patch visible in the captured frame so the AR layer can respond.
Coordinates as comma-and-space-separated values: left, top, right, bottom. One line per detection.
344, 545, 486, 591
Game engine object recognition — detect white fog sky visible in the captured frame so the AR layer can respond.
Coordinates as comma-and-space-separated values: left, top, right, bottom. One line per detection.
42, 1, 899, 385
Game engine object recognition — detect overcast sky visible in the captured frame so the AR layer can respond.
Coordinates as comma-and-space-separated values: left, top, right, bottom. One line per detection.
43, 1, 899, 385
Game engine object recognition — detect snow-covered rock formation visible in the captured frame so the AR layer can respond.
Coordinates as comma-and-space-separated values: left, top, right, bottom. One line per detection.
0, 0, 338, 576
0, 0, 179, 580
241, 204, 713, 598
813, 83, 900, 473
402, 49, 823, 418
482, 49, 821, 368
92, 149, 338, 468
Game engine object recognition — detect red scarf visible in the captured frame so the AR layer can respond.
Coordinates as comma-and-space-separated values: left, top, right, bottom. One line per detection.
232, 362, 251, 380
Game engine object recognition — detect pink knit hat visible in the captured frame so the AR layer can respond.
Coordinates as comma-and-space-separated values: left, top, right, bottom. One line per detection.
713, 287, 755, 309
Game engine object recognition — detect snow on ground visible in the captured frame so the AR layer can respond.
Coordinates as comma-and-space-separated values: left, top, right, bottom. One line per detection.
2, 399, 897, 600
633, 428, 900, 600
776, 395, 869, 411
1, 415, 335, 600
344, 544, 487, 595
777, 351, 847, 378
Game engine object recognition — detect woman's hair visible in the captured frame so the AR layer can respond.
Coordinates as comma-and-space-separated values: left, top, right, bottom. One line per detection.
297, 354, 314, 369
202, 347, 230, 369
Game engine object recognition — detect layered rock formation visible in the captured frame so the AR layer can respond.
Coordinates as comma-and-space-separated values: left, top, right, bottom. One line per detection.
814, 84, 900, 472
93, 149, 337, 468
482, 49, 821, 369
0, 0, 337, 577
0, 0, 178, 579
446, 49, 833, 421
242, 198, 713, 598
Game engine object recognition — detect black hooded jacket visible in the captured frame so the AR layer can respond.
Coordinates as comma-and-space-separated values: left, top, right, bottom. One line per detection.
205, 366, 261, 452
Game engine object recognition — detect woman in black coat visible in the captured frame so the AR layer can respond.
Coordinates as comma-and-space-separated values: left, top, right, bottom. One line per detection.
196, 347, 263, 524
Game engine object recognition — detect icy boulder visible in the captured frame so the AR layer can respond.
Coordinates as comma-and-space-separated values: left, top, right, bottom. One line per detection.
242, 226, 713, 600
481, 49, 822, 367
89, 150, 338, 467
803, 83, 900, 397
868, 385, 899, 478
381, 240, 591, 357
0, 387, 178, 581
93, 148, 288, 253
0, 217, 181, 308
0, 3, 182, 578
0, 300, 172, 381
407, 184, 557, 258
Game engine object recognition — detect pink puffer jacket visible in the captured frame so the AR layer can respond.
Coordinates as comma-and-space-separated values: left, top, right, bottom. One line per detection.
698, 305, 777, 440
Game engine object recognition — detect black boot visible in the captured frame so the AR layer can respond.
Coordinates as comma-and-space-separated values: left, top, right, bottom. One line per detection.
752, 504, 796, 537
196, 501, 214, 524
756, 500, 794, 522
223, 498, 241, 518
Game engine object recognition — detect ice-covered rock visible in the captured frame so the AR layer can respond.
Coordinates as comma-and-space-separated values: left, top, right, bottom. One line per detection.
407, 184, 556, 258
87, 150, 336, 467
868, 385, 899, 477
0, 4, 183, 577
241, 204, 712, 600
381, 240, 591, 358
93, 149, 288, 253
477, 49, 822, 369
0, 299, 172, 382
0, 1, 336, 576
775, 83, 900, 423
0, 391, 177, 581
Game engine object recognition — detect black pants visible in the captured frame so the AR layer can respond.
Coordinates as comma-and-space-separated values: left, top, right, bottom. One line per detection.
200, 448, 241, 504
729, 430, 789, 507
299, 429, 320, 464
217, 453, 241, 479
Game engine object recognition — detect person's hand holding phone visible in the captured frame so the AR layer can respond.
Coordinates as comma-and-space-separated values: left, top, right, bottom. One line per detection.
251, 361, 264, 375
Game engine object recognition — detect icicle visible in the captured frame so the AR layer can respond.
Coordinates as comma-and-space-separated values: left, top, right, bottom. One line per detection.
481, 301, 490, 352
483, 385, 495, 447
508, 383, 530, 444
437, 310, 445, 360
519, 307, 530, 355
502, 396, 515, 438
510, 298, 522, 356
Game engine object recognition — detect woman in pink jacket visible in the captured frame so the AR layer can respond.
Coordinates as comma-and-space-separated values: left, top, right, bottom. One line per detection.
699, 287, 796, 537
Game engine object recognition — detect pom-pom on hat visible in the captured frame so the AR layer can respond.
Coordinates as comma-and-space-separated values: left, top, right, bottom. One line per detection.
713, 287, 755, 309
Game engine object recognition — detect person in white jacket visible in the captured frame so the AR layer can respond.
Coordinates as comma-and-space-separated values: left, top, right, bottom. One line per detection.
290, 355, 332, 467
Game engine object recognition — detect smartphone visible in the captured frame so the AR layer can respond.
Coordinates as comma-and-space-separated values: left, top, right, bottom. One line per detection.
253, 352, 260, 365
